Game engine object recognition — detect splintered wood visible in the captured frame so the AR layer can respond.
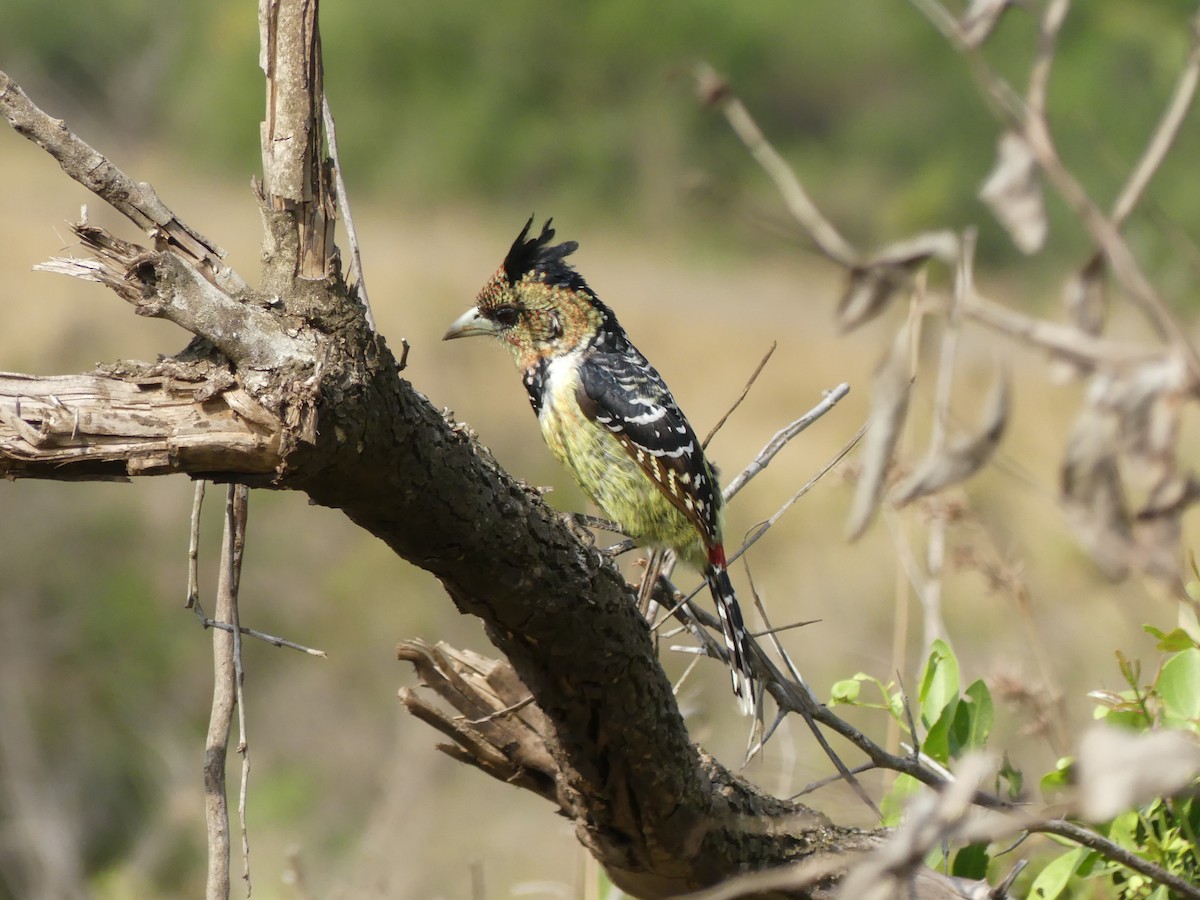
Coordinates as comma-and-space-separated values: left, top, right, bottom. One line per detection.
0, 371, 281, 479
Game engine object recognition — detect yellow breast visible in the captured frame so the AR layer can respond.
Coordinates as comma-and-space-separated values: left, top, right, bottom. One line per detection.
538, 356, 706, 567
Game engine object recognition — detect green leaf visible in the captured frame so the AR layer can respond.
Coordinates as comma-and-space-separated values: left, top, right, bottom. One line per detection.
1158, 648, 1200, 725
955, 679, 994, 751
1143, 625, 1199, 653
951, 842, 989, 879
880, 773, 922, 828
830, 679, 862, 705
1028, 847, 1086, 900
997, 752, 1023, 799
919, 639, 960, 729
1115, 650, 1141, 690
886, 686, 909, 726
1106, 809, 1139, 848
1040, 757, 1074, 801
922, 697, 958, 764
1103, 707, 1153, 729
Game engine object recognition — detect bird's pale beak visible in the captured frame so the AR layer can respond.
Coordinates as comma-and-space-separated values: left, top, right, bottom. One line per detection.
442, 307, 498, 341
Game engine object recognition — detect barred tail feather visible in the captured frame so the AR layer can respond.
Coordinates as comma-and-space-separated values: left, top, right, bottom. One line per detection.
704, 561, 758, 717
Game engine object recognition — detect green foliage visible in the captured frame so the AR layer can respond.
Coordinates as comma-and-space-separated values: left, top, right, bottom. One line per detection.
830, 639, 999, 887
1027, 846, 1088, 900
830, 640, 996, 769
5, 0, 1200, 272
1035, 625, 1200, 898
830, 630, 1200, 896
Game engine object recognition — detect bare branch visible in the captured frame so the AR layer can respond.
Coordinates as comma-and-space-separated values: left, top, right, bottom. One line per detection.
187, 481, 207, 609
735, 421, 866, 565
0, 370, 282, 480
847, 324, 914, 541
695, 62, 859, 267
321, 94, 375, 331
0, 70, 244, 291
204, 490, 240, 900
259, 0, 335, 282
702, 341, 776, 449
1110, 22, 1200, 226
961, 290, 1162, 368
723, 382, 851, 501
227, 486, 252, 896
911, 0, 1200, 385
37, 224, 317, 371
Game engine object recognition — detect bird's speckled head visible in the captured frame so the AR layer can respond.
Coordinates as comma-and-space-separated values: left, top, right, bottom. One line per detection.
443, 217, 616, 368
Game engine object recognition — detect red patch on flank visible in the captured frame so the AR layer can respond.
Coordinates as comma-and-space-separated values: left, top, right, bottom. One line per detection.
707, 544, 727, 569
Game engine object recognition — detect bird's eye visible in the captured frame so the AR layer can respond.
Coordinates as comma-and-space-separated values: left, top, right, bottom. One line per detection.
489, 305, 520, 328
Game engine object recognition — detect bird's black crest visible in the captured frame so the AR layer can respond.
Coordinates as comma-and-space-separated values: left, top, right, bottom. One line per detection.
503, 216, 591, 293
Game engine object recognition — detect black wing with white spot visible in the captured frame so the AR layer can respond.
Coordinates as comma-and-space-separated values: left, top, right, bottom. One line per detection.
575, 347, 720, 545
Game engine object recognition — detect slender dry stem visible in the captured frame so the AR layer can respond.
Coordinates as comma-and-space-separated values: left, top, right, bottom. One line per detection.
204, 495, 237, 900
694, 62, 859, 267
702, 341, 776, 449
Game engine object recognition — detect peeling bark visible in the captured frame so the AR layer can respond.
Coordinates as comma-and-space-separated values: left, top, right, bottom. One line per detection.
0, 369, 280, 480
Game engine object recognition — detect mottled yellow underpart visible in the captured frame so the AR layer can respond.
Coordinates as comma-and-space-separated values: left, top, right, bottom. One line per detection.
539, 354, 711, 570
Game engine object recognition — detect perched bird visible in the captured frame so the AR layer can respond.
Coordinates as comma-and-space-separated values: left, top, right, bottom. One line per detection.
443, 217, 758, 715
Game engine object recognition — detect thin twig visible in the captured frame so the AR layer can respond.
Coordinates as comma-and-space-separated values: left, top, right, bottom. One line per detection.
916, 232, 977, 649
747, 619, 820, 639
187, 480, 207, 609
1110, 22, 1200, 227
204, 491, 238, 900
228, 485, 251, 897
190, 594, 326, 657
636, 548, 669, 616
184, 481, 324, 659
883, 509, 937, 632
702, 341, 776, 449
321, 94, 375, 331
694, 63, 860, 267
744, 563, 880, 816
1026, 0, 1068, 128
790, 762, 879, 801
200, 621, 327, 658
671, 652, 704, 697
723, 383, 851, 502
466, 695, 535, 725
731, 422, 865, 566
910, 0, 1200, 385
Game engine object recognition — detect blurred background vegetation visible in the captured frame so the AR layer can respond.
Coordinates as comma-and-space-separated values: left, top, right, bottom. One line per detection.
5, 1, 1200, 267
1, 1, 1199, 897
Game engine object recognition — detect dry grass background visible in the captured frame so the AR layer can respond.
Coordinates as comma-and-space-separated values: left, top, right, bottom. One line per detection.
0, 127, 1192, 897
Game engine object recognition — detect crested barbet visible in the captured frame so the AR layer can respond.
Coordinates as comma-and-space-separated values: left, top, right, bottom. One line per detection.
443, 217, 758, 715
